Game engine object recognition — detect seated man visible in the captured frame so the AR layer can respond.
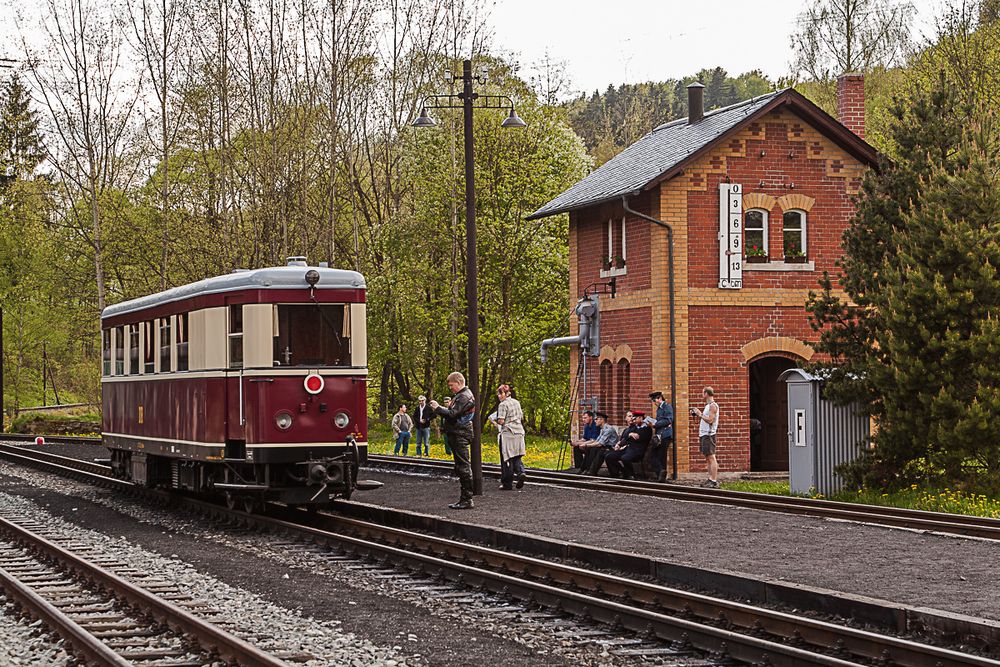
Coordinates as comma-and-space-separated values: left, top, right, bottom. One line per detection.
570, 410, 599, 471
577, 411, 619, 475
605, 410, 652, 480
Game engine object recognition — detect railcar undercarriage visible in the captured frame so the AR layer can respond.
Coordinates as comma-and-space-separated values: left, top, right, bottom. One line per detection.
107, 444, 366, 512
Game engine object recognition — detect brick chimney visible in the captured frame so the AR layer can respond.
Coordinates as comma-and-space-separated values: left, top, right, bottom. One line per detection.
836, 72, 865, 139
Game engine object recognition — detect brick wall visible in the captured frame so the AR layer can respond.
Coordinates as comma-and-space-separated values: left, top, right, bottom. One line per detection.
566, 105, 868, 473
686, 305, 816, 472
575, 193, 653, 294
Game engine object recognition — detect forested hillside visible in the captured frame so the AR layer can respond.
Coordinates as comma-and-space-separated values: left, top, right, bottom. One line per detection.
565, 68, 776, 165
3, 0, 1000, 450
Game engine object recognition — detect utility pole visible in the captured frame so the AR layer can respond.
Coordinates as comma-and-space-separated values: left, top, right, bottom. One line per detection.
412, 60, 526, 495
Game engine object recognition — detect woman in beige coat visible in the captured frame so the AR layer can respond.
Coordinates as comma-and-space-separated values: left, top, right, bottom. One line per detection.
496, 384, 527, 490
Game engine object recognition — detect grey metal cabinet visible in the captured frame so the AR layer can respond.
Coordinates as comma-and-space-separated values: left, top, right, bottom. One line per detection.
778, 369, 870, 496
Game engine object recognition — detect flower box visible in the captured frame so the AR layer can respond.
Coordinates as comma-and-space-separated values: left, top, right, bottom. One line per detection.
784, 254, 807, 264
745, 255, 769, 264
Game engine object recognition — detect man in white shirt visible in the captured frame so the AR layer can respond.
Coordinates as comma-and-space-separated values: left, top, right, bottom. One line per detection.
692, 386, 720, 488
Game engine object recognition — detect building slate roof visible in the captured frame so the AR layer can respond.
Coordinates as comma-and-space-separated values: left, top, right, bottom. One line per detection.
528, 88, 876, 220
528, 91, 783, 220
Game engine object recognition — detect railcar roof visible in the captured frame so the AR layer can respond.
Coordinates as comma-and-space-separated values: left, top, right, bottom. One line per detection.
101, 266, 366, 320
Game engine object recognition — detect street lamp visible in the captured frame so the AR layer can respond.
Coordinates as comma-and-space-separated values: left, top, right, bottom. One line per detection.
412, 59, 526, 496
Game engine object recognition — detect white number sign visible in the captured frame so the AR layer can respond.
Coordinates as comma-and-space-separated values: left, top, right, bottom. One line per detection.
718, 183, 743, 289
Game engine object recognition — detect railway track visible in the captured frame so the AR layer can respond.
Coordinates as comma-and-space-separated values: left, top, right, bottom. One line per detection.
10, 434, 1000, 543
2, 441, 998, 666
365, 454, 1000, 541
0, 509, 288, 666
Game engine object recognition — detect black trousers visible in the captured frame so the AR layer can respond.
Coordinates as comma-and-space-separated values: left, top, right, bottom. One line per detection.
449, 429, 474, 502
605, 446, 645, 479
646, 439, 668, 479
584, 448, 609, 474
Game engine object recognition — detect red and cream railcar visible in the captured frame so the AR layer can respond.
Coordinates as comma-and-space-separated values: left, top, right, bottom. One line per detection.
100, 258, 369, 510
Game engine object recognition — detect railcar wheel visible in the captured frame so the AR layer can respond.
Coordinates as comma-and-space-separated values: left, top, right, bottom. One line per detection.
242, 496, 260, 514
225, 493, 238, 511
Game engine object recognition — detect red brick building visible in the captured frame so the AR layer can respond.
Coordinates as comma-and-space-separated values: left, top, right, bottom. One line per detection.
529, 76, 877, 474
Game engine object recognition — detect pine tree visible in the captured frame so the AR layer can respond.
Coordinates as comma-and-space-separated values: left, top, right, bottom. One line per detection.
805, 72, 971, 485
879, 131, 1000, 489
0, 72, 45, 184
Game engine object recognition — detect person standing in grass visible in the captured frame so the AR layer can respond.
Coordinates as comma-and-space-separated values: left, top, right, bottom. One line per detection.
413, 395, 434, 457
391, 404, 413, 456
495, 384, 527, 491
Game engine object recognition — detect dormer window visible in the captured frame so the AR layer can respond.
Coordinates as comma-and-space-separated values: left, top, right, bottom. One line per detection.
744, 209, 769, 259
601, 216, 627, 277
783, 210, 807, 259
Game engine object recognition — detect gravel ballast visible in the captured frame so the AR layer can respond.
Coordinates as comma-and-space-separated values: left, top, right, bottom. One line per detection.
0, 452, 676, 666
355, 468, 1000, 622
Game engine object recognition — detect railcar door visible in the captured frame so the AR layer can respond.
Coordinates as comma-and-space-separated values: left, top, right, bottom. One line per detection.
224, 300, 247, 447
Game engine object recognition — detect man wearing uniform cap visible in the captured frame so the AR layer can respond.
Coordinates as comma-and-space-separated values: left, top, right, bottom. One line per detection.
605, 410, 652, 480
648, 391, 674, 482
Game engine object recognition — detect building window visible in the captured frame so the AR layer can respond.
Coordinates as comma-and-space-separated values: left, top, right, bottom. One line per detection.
176, 313, 189, 372
601, 216, 627, 277
143, 321, 155, 373
229, 305, 243, 368
159, 317, 172, 372
128, 325, 139, 375
102, 329, 111, 376
783, 210, 807, 257
744, 209, 768, 258
599, 360, 613, 416
616, 359, 630, 425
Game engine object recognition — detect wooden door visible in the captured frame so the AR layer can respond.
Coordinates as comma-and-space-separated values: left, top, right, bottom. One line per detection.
749, 356, 796, 471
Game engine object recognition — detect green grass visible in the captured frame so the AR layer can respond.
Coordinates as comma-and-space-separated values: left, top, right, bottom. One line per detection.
721, 480, 1000, 519
366, 424, 571, 469
7, 412, 102, 436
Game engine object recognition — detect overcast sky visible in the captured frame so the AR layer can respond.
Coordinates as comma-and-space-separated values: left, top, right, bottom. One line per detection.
0, 0, 948, 96
490, 0, 947, 96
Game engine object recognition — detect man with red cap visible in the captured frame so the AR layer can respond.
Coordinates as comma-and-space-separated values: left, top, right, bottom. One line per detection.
605, 410, 652, 479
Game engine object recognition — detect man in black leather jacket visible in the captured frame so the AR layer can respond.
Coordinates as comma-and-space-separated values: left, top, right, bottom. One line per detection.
429, 371, 476, 509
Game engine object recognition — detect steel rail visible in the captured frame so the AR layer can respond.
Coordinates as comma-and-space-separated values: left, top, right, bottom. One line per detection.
0, 443, 110, 476
296, 510, 998, 667
4, 435, 999, 538
365, 454, 1000, 540
2, 443, 995, 667
0, 515, 289, 667
0, 565, 132, 666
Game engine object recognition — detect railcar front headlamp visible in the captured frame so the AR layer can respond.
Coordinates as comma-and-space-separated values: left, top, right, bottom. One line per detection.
275, 411, 293, 430
333, 411, 350, 429
305, 269, 320, 286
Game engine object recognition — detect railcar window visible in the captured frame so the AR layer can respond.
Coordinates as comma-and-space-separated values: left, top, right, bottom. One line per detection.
176, 313, 188, 371
128, 325, 139, 375
143, 321, 155, 373
159, 317, 172, 372
273, 304, 351, 367
102, 329, 111, 376
114, 326, 125, 375
229, 305, 243, 368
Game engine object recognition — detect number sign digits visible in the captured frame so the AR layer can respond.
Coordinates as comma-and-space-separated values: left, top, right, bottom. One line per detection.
718, 183, 743, 290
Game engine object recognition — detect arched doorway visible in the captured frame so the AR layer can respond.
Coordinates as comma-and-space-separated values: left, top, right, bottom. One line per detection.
748, 356, 797, 471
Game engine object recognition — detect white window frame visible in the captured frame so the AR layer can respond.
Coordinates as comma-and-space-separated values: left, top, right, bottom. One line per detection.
743, 208, 769, 259
600, 216, 628, 278
783, 209, 808, 256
